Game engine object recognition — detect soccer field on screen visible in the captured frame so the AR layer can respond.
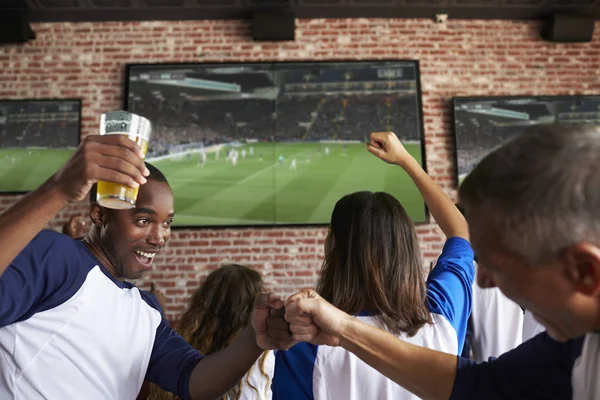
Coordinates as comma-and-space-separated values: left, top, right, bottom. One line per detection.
152, 141, 426, 226
0, 148, 75, 192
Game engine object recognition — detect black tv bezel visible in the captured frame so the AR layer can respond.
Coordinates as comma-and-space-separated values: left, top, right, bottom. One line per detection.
124, 60, 428, 229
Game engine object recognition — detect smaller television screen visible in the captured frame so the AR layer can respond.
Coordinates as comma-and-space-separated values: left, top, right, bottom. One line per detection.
0, 99, 81, 193
453, 95, 600, 183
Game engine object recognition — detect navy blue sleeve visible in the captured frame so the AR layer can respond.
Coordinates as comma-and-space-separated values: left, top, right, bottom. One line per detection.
426, 237, 475, 354
139, 290, 164, 314
272, 343, 319, 400
451, 332, 584, 400
0, 230, 88, 326
140, 291, 204, 400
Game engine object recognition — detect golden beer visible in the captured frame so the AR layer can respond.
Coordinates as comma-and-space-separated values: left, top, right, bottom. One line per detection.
96, 111, 152, 209
97, 134, 149, 209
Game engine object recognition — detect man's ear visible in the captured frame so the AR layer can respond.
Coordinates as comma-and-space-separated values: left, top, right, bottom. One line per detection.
89, 203, 108, 227
562, 242, 600, 297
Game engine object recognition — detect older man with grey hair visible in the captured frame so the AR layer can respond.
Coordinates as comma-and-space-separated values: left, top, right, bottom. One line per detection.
284, 124, 600, 400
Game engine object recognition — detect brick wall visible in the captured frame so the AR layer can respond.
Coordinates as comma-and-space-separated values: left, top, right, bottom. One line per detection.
1, 18, 599, 320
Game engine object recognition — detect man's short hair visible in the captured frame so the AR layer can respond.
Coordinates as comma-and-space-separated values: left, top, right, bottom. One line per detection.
459, 123, 600, 265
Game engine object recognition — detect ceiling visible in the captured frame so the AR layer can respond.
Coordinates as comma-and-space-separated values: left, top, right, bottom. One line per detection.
4, 0, 600, 22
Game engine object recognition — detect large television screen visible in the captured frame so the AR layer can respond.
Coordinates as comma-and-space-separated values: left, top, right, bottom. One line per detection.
125, 61, 426, 227
454, 95, 600, 183
0, 99, 81, 193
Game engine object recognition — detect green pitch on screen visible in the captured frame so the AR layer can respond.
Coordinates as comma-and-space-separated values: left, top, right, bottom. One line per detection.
154, 142, 426, 226
0, 148, 75, 192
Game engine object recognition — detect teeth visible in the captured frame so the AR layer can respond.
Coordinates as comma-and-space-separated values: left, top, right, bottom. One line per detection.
135, 250, 156, 259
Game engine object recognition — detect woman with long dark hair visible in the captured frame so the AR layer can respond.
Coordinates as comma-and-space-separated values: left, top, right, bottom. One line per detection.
273, 131, 474, 400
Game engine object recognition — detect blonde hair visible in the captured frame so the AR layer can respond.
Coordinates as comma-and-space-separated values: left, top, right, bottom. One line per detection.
148, 264, 271, 400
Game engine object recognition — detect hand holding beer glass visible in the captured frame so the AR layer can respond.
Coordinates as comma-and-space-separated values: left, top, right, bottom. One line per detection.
96, 111, 152, 209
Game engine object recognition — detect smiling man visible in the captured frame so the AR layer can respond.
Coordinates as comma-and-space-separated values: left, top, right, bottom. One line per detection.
84, 163, 173, 281
0, 134, 292, 400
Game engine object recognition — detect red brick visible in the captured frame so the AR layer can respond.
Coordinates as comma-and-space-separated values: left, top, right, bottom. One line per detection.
195, 248, 216, 254
175, 248, 197, 255
275, 239, 295, 246
210, 239, 231, 246
294, 270, 316, 277
264, 231, 284, 237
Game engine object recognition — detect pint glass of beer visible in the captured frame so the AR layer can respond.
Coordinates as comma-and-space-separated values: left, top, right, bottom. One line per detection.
96, 111, 152, 209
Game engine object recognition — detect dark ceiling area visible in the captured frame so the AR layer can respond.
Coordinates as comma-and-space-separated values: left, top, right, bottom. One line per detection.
4, 0, 600, 23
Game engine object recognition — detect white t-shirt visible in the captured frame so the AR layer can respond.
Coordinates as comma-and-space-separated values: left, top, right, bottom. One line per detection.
572, 332, 600, 400
470, 276, 524, 362
522, 309, 546, 342
231, 350, 274, 400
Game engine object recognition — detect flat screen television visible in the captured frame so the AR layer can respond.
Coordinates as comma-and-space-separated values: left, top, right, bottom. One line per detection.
124, 61, 426, 227
454, 95, 600, 183
0, 99, 81, 193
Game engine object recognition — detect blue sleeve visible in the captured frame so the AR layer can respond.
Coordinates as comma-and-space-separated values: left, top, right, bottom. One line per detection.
451, 332, 584, 399
0, 230, 88, 326
140, 291, 204, 400
426, 237, 475, 354
273, 343, 318, 400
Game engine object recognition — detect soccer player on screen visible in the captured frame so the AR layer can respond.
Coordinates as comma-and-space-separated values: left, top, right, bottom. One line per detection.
198, 151, 207, 168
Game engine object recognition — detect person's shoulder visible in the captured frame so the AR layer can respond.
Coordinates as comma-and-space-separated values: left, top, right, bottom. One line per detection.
26, 229, 81, 255
443, 236, 472, 250
437, 236, 474, 262
129, 284, 163, 314
35, 229, 74, 244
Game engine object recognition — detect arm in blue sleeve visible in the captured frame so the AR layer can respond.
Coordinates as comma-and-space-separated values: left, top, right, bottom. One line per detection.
426, 237, 475, 353
273, 343, 318, 400
451, 332, 584, 400
144, 316, 204, 400
0, 230, 86, 326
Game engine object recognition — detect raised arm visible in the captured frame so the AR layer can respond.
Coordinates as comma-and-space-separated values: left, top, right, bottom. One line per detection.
0, 134, 148, 278
368, 131, 469, 240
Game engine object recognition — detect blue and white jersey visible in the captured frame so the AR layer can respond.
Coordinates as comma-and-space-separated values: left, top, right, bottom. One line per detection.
273, 237, 474, 400
452, 331, 585, 400
0, 230, 203, 400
